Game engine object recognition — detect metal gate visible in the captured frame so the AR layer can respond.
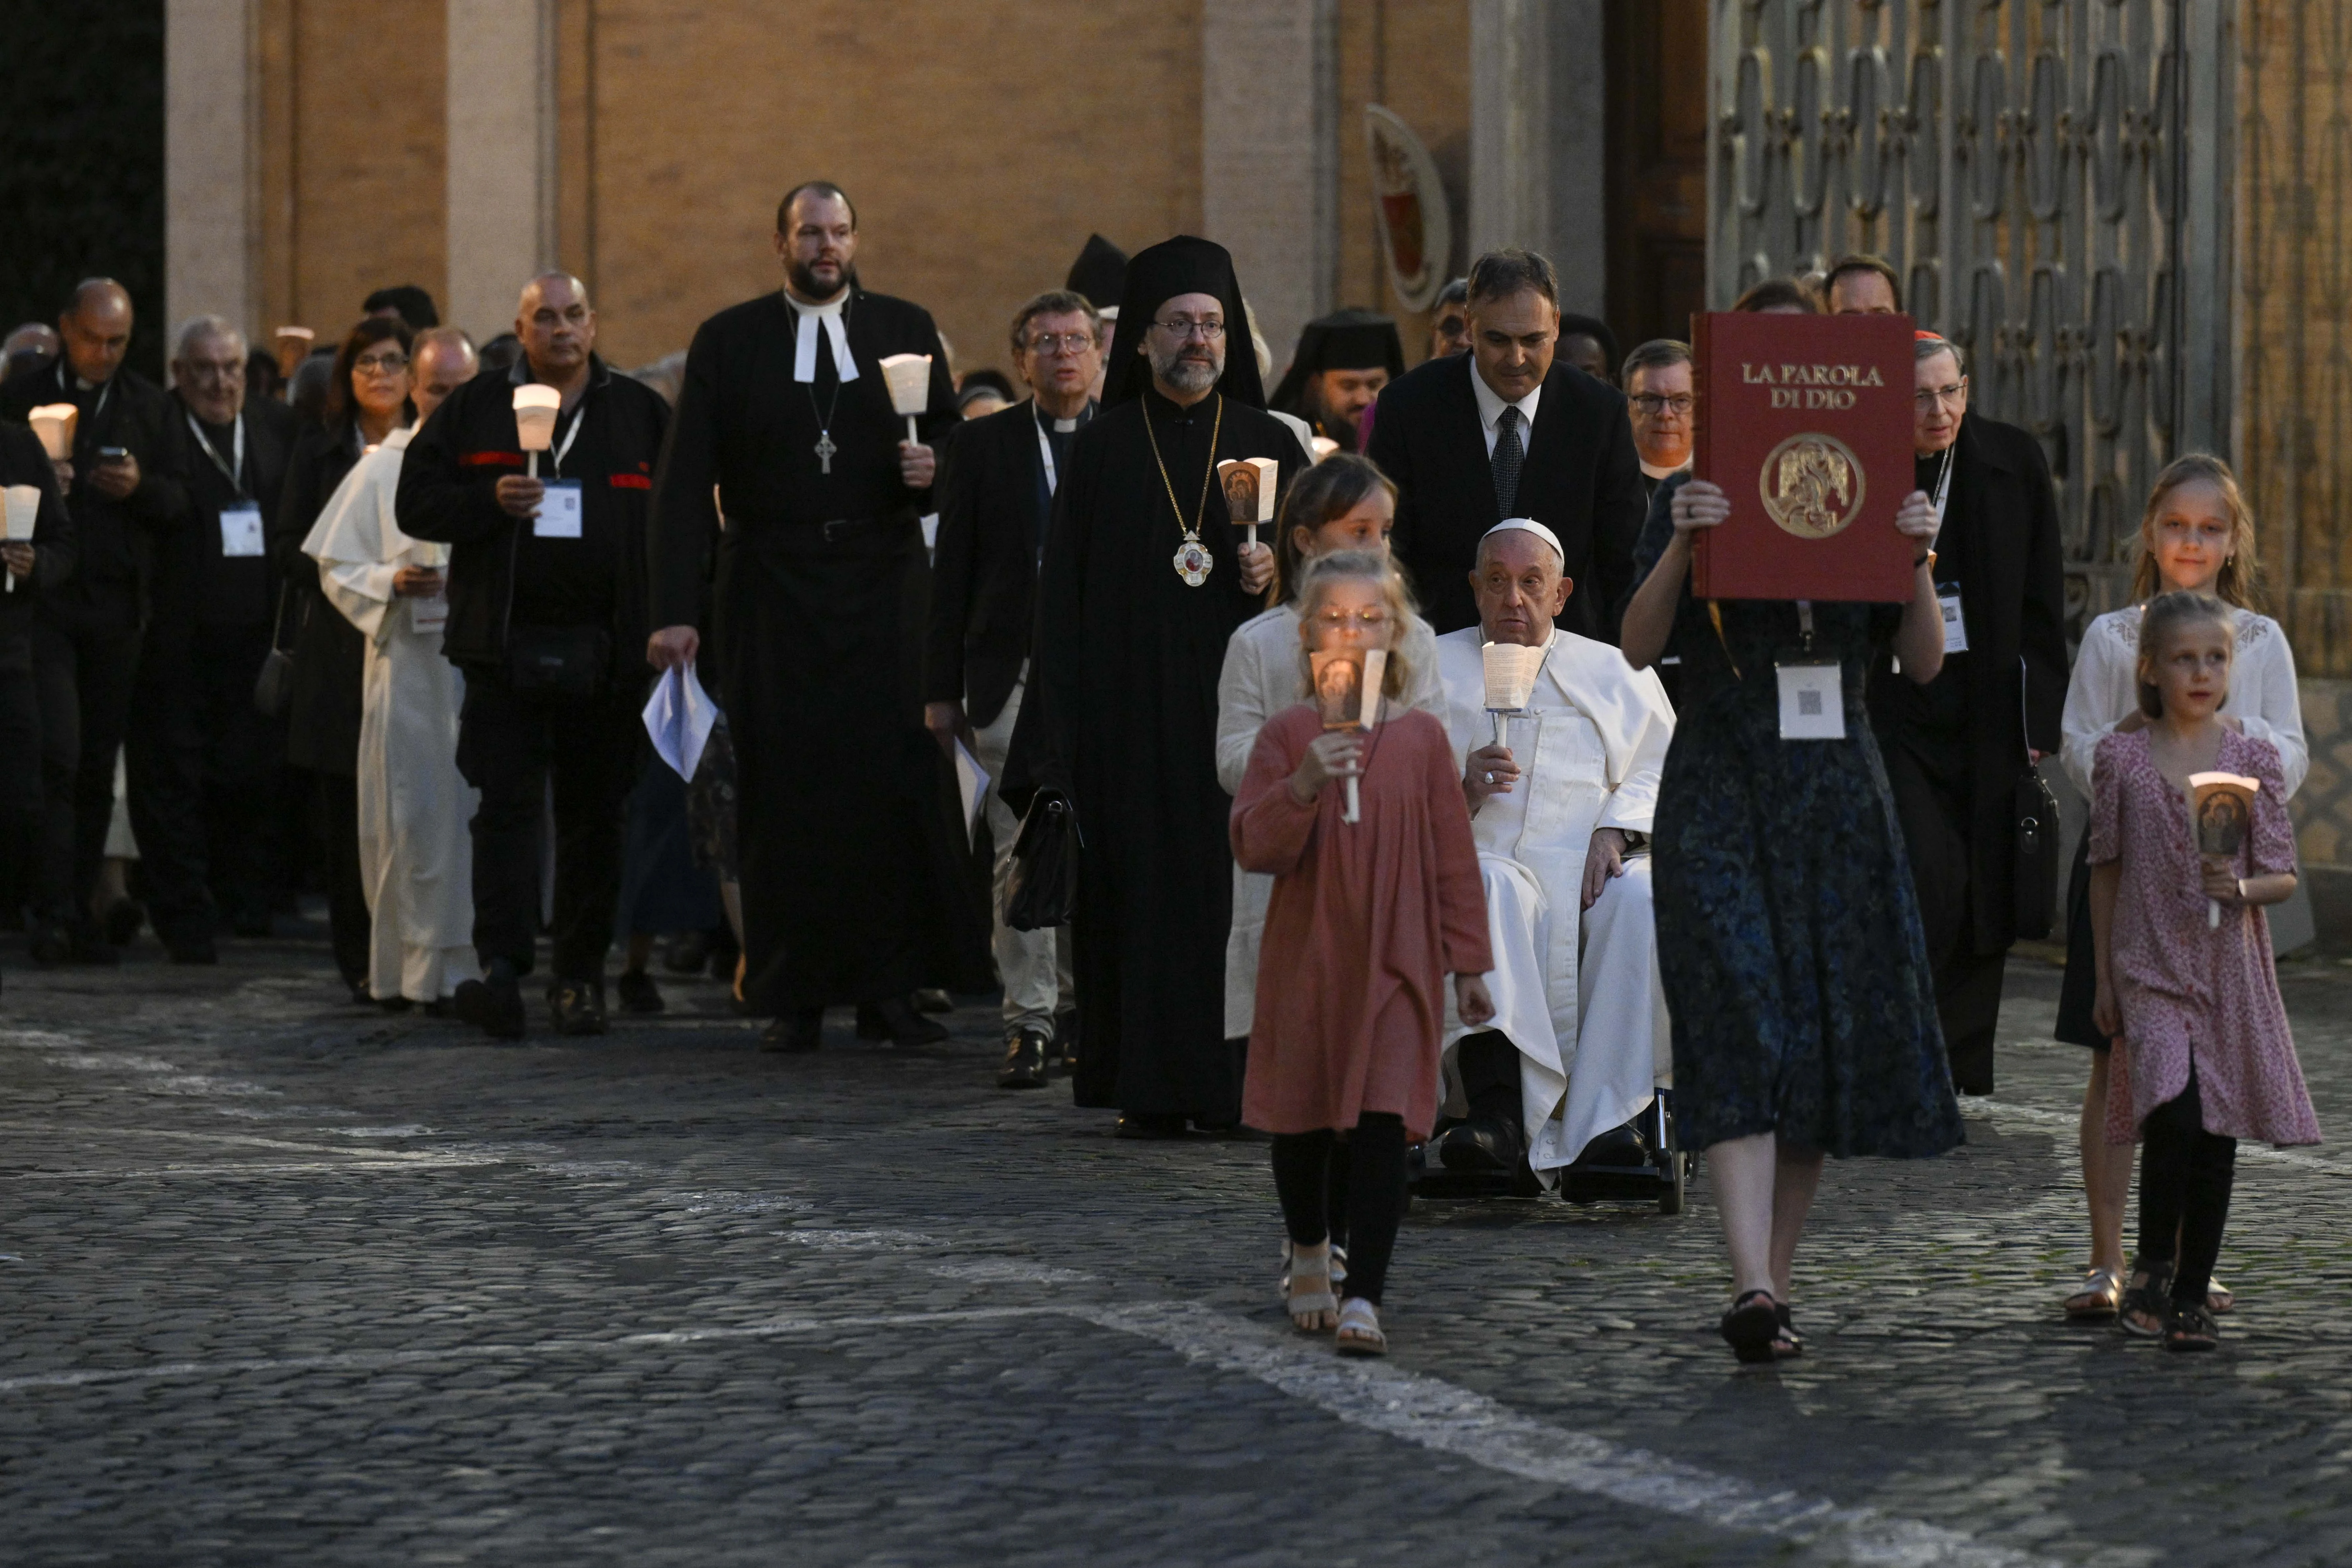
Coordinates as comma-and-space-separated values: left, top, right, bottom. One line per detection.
1708, 0, 2233, 634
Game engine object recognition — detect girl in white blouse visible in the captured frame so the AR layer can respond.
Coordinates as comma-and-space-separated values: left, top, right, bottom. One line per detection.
2055, 454, 2308, 1320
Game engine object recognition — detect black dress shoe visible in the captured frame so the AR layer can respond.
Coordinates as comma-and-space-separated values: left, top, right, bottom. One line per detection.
1050, 1008, 1080, 1074
997, 1029, 1049, 1089
453, 960, 527, 1040
376, 995, 412, 1013
615, 969, 666, 1014
548, 979, 608, 1037
1114, 1112, 1189, 1140
760, 1009, 823, 1053
1437, 1115, 1525, 1173
913, 987, 954, 1014
1570, 1121, 1648, 1168
865, 995, 948, 1046
100, 897, 144, 948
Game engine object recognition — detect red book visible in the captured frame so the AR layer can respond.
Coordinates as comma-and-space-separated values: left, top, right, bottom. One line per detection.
1690, 311, 1918, 602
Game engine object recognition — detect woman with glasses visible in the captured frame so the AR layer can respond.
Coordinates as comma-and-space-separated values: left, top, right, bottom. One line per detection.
271, 317, 414, 1003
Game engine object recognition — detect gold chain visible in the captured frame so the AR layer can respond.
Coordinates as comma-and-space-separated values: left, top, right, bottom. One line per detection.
1141, 392, 1224, 541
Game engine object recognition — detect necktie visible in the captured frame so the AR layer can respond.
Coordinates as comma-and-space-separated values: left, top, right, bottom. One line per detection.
1492, 405, 1525, 516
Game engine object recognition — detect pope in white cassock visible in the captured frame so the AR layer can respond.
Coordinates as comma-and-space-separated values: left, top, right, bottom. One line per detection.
304, 329, 483, 1006
1431, 519, 1675, 1179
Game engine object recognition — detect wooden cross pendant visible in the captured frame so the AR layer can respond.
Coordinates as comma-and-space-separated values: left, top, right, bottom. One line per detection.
814, 430, 837, 474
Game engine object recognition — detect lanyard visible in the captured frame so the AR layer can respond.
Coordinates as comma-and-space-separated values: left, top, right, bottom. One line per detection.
1928, 445, 1956, 532
185, 411, 246, 496
61, 361, 112, 427
547, 400, 585, 477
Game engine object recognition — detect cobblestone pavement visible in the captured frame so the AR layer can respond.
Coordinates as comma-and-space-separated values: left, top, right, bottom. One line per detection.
3, 930, 2350, 1567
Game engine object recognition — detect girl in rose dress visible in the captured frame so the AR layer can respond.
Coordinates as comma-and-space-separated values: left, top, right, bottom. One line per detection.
2089, 591, 2319, 1352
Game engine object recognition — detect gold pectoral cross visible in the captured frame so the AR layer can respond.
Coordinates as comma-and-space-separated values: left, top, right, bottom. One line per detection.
814, 430, 837, 474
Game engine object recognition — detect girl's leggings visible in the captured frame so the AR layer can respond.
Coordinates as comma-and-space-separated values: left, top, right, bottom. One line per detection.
1271, 1114, 1405, 1305
2137, 1070, 2237, 1306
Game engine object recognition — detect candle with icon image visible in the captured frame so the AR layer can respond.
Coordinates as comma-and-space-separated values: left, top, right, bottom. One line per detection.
513, 385, 562, 478
1311, 646, 1387, 824
1217, 456, 1277, 548
879, 353, 932, 444
2189, 771, 2261, 929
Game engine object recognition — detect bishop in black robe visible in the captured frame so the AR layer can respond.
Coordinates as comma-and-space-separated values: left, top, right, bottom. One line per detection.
1007, 235, 1298, 1133
649, 276, 981, 1040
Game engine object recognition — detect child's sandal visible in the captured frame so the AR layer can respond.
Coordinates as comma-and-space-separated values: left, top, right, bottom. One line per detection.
1772, 1301, 1802, 1359
2063, 1266, 2124, 1319
1334, 1297, 1387, 1357
2164, 1300, 2221, 1353
2206, 1275, 2234, 1314
2117, 1258, 2173, 1339
1719, 1289, 1780, 1364
1282, 1241, 1338, 1333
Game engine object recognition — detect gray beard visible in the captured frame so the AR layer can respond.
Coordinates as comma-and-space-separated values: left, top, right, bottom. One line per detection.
1149, 344, 1220, 396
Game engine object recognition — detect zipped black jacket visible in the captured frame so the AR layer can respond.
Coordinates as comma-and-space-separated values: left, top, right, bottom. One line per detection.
395, 354, 667, 682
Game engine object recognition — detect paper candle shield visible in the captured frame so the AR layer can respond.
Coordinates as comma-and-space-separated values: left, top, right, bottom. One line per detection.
1481, 641, 1544, 711
3, 484, 38, 540
1310, 436, 1340, 463
28, 405, 77, 461
512, 384, 563, 451
1217, 457, 1278, 524
879, 353, 933, 416
273, 326, 314, 376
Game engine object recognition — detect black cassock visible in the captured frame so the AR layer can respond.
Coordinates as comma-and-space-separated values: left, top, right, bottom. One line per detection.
650, 287, 987, 1013
1009, 388, 1298, 1122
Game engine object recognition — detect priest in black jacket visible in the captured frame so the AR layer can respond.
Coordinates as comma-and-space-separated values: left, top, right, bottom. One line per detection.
1364, 249, 1646, 639
0, 422, 76, 941
0, 278, 191, 963
1003, 234, 1289, 1138
1866, 334, 2067, 1094
647, 181, 972, 1054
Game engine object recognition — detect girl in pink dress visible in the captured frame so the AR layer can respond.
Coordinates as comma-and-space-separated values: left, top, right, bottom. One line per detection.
1232, 551, 1494, 1357
2089, 591, 2318, 1352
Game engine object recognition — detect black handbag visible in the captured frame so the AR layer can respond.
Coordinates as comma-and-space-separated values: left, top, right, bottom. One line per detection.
1004, 791, 1080, 932
2012, 655, 2060, 940
506, 624, 611, 698
252, 582, 297, 718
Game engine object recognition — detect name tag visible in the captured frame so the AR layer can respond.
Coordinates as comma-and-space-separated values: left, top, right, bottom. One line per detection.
1775, 656, 1846, 740
219, 503, 265, 558
1939, 586, 1969, 654
410, 592, 448, 633
534, 480, 584, 539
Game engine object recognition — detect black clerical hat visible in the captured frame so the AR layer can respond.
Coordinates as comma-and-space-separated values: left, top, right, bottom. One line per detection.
1100, 235, 1267, 408
1267, 308, 1405, 417
1065, 234, 1129, 312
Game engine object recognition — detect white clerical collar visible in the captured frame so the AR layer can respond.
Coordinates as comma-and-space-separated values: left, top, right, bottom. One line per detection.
786, 289, 858, 385
1470, 364, 1541, 433
1640, 457, 1691, 482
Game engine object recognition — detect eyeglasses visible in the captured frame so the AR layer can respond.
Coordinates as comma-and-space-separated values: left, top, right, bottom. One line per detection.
1630, 393, 1694, 416
1314, 606, 1390, 626
1914, 378, 1968, 411
1025, 332, 1098, 356
353, 352, 410, 376
1152, 317, 1226, 340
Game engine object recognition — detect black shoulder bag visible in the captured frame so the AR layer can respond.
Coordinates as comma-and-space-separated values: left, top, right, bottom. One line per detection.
2012, 654, 2060, 939
1004, 791, 1080, 932
252, 581, 298, 718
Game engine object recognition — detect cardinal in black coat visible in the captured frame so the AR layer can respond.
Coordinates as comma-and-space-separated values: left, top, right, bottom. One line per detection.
1006, 235, 1297, 1134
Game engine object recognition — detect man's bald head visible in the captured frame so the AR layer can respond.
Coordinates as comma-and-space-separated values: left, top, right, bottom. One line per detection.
1469, 527, 1572, 647
411, 328, 480, 420
515, 272, 596, 386
59, 278, 133, 385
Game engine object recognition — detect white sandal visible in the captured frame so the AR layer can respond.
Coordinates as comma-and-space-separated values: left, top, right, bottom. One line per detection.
1335, 1297, 1386, 1357
1277, 1240, 1346, 1300
1282, 1241, 1338, 1333
2063, 1265, 2124, 1319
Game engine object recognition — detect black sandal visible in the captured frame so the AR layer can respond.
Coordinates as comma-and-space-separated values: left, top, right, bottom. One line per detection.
2117, 1257, 2173, 1340
1720, 1289, 1779, 1364
2164, 1300, 2221, 1353
1772, 1301, 1802, 1359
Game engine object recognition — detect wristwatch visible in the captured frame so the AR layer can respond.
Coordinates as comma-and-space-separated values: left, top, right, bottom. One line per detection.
1914, 548, 1938, 572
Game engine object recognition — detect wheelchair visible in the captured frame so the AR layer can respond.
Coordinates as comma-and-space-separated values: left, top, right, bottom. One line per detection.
1408, 1088, 1691, 1215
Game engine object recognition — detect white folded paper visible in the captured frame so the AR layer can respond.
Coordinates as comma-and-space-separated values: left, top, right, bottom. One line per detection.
953, 739, 989, 847
2, 484, 36, 594
28, 405, 76, 461
641, 663, 721, 782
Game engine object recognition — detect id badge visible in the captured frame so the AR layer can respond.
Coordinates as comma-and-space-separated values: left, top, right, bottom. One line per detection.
219, 503, 265, 558
1938, 585, 1969, 654
410, 592, 448, 633
534, 480, 584, 539
1775, 655, 1846, 740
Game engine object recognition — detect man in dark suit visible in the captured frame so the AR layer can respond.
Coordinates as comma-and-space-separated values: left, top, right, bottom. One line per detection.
1365, 249, 1647, 639
924, 289, 1097, 1089
141, 315, 300, 955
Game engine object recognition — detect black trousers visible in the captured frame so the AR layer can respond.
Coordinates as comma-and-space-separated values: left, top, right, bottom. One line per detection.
1884, 735, 2006, 1094
190, 625, 286, 930
1456, 1030, 1524, 1132
30, 609, 141, 928
1271, 1114, 1407, 1305
312, 770, 370, 988
124, 637, 216, 949
0, 654, 40, 916
456, 674, 639, 983
2138, 1073, 2237, 1306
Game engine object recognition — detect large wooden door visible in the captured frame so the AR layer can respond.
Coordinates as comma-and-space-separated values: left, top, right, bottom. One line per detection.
1605, 0, 1711, 354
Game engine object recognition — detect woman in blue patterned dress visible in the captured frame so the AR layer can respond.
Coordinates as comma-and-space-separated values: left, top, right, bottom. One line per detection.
1621, 431, 1963, 1365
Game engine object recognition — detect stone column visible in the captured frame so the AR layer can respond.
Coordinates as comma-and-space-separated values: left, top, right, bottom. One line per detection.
1201, 0, 1339, 375
446, 0, 559, 341
1468, 0, 1607, 316
165, 0, 260, 341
